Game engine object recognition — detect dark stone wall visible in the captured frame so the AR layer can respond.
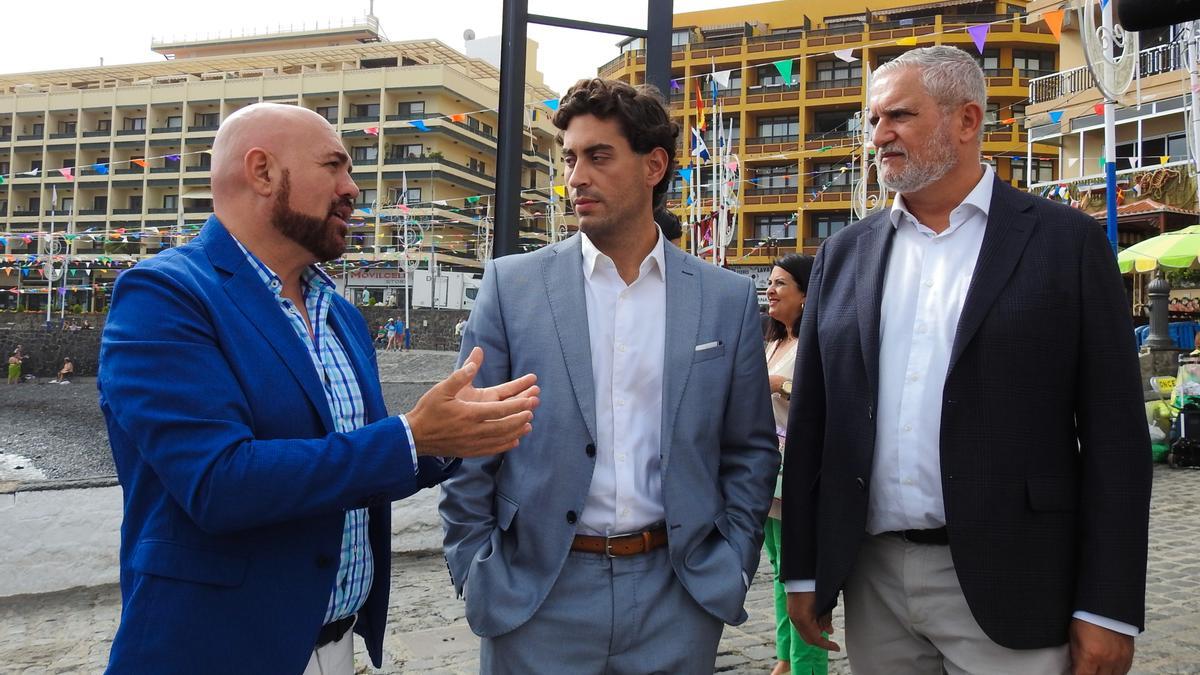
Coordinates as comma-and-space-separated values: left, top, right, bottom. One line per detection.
0, 314, 106, 378
0, 306, 470, 378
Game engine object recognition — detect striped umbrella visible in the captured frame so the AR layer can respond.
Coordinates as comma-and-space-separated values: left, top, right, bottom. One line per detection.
1117, 224, 1200, 274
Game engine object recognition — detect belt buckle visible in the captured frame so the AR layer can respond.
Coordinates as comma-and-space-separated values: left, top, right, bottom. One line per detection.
605, 535, 619, 558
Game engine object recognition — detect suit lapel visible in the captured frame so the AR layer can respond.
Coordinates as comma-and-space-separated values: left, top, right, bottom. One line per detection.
856, 215, 894, 400
949, 179, 1037, 370
542, 236, 598, 443
661, 245, 701, 473
201, 219, 336, 433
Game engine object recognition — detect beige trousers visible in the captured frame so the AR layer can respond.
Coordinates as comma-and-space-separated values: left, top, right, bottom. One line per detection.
843, 533, 1070, 675
302, 615, 356, 675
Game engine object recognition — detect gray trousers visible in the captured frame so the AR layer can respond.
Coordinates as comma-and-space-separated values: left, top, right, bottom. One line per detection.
843, 534, 1069, 675
481, 547, 725, 674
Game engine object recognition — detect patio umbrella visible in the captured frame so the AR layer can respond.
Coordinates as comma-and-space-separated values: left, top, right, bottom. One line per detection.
1117, 224, 1200, 274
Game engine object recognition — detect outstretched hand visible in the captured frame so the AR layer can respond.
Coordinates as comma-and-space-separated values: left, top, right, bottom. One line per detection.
406, 347, 539, 458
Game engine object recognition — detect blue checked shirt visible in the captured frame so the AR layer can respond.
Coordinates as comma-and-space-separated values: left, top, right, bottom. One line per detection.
236, 242, 380, 625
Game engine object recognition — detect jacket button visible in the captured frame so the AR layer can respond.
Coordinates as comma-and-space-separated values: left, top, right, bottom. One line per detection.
566, 510, 578, 524
585, 444, 596, 458
867, 405, 874, 420
855, 477, 866, 490
315, 554, 335, 569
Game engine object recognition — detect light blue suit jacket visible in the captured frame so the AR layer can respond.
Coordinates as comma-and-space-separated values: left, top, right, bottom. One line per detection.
439, 234, 779, 637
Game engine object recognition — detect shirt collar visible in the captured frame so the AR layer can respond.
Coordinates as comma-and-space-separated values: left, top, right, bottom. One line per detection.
231, 236, 335, 297
888, 163, 995, 232
579, 227, 666, 281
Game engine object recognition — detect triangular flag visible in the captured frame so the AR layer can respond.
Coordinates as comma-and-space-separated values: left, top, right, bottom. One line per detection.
0, 176, 4, 185
1048, 111, 1063, 124
897, 37, 918, 46
1093, 103, 1105, 116
726, 159, 739, 172
466, 196, 481, 204
712, 70, 732, 89
1043, 10, 1064, 41
1068, 157, 1078, 167
773, 59, 793, 84
1160, 156, 1170, 165
21, 168, 39, 176
819, 146, 834, 152
1099, 157, 1106, 168
132, 159, 146, 168
553, 185, 566, 198
967, 24, 990, 54
450, 113, 466, 123
1128, 156, 1141, 168
834, 48, 857, 63
364, 126, 379, 136
670, 78, 681, 91
543, 98, 560, 111
433, 199, 448, 206
409, 120, 429, 132
58, 167, 74, 181
166, 154, 180, 161
92, 163, 108, 175
1000, 117, 1016, 125
691, 127, 710, 161
1100, 0, 1109, 8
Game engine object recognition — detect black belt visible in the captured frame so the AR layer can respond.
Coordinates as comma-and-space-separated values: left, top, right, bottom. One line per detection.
889, 527, 949, 545
316, 614, 355, 648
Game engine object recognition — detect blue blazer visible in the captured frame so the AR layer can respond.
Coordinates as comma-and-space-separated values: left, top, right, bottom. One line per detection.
99, 216, 456, 674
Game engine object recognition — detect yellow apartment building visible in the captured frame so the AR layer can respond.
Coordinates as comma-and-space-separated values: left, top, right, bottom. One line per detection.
0, 16, 561, 311
1024, 2, 1197, 248
601, 0, 1059, 279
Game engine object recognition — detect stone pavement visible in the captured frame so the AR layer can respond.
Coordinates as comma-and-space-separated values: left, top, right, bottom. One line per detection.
1, 466, 1197, 674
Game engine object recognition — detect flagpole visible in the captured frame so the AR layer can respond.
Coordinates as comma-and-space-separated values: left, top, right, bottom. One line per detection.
46, 186, 55, 325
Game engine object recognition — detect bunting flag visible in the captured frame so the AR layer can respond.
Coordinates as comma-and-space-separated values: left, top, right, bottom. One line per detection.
1000, 117, 1016, 125
364, 126, 380, 136
897, 37, 918, 46
1068, 157, 1078, 167
1043, 10, 1064, 41
409, 120, 429, 132
833, 48, 858, 63
466, 196, 480, 204
58, 167, 74, 181
967, 24, 990, 54
92, 163, 108, 174
726, 159, 739, 172
1128, 156, 1141, 168
670, 78, 681, 91
1100, 0, 1109, 8
1160, 156, 1170, 165
432, 199, 448, 206
450, 113, 466, 123
1099, 157, 1106, 168
773, 58, 793, 84
132, 159, 146, 168
818, 146, 834, 152
553, 185, 566, 198
1048, 110, 1063, 124
694, 80, 706, 131
0, 176, 4, 185
711, 69, 732, 90
166, 154, 180, 161
21, 168, 39, 176
543, 98, 560, 111
691, 127, 710, 161
1093, 103, 1105, 116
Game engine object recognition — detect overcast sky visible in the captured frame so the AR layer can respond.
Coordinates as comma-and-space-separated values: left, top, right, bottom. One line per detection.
4, 0, 757, 93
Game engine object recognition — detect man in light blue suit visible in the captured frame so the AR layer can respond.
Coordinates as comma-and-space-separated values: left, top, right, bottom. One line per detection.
99, 103, 538, 674
440, 79, 779, 673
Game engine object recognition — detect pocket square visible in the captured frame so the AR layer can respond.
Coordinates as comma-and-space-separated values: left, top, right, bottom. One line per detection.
695, 340, 722, 351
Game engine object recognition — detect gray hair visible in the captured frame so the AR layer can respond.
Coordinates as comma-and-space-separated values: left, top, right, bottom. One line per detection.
873, 46, 987, 140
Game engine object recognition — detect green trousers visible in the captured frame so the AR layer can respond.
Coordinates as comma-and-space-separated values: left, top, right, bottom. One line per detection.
763, 517, 828, 675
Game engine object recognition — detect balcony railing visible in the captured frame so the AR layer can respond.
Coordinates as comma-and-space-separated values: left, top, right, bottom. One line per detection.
152, 126, 183, 134
117, 128, 145, 136
78, 209, 106, 216
12, 210, 37, 217
83, 129, 110, 137
112, 208, 141, 215
805, 23, 865, 38
745, 135, 799, 146
806, 130, 857, 141
808, 78, 863, 90
188, 124, 219, 132
17, 133, 42, 141
1030, 42, 1182, 105
745, 186, 797, 196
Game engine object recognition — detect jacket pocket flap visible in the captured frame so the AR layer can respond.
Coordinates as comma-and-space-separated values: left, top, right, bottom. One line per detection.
131, 539, 248, 587
692, 344, 726, 363
495, 492, 519, 531
1026, 476, 1078, 512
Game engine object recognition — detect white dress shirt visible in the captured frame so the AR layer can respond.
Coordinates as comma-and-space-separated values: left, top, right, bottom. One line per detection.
577, 230, 667, 536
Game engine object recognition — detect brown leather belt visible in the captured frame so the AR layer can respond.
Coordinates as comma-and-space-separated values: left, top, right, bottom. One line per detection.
571, 525, 668, 557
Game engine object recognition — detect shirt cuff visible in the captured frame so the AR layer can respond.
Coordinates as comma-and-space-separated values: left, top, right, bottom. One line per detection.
784, 579, 816, 593
1072, 611, 1140, 637
397, 413, 419, 473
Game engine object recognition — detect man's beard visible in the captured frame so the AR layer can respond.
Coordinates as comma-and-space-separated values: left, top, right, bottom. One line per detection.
271, 170, 353, 262
876, 117, 958, 194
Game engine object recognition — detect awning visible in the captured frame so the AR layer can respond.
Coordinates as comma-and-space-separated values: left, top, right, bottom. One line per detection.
181, 189, 212, 199
875, 0, 986, 16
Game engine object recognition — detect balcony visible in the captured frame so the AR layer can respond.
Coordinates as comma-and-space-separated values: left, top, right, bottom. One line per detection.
186, 165, 211, 172
151, 166, 178, 173
385, 112, 432, 122
808, 78, 862, 91
0, 135, 9, 142
1030, 42, 1183, 105
343, 115, 381, 124
184, 205, 211, 213
82, 130, 111, 138
17, 133, 42, 141
115, 167, 143, 175
745, 135, 799, 151
112, 208, 141, 215
188, 124, 219, 133
49, 132, 75, 140
12, 210, 37, 217
152, 126, 183, 134
78, 209, 106, 216
148, 208, 177, 214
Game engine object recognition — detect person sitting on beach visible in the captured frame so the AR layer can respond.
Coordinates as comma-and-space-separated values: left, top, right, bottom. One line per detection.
54, 357, 74, 383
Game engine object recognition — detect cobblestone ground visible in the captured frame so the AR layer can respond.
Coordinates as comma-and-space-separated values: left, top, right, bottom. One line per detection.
0, 466, 1196, 674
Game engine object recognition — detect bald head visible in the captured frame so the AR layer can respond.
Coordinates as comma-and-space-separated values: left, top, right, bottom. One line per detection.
211, 103, 338, 200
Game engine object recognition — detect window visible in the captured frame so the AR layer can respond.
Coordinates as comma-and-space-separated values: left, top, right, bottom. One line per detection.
196, 152, 211, 168
392, 143, 423, 159
468, 117, 481, 130
812, 212, 850, 240
966, 48, 1000, 74
32, 122, 44, 136
30, 159, 42, 172
58, 121, 76, 134
316, 105, 338, 122
397, 101, 425, 117
667, 175, 685, 196
357, 189, 377, 207
755, 115, 799, 140
129, 195, 143, 211
754, 214, 796, 240
62, 159, 75, 169
756, 64, 798, 88
163, 195, 178, 210
124, 117, 145, 131
93, 196, 107, 211
0, 161, 8, 174
96, 119, 111, 132
1, 125, 10, 137
812, 110, 856, 134
28, 198, 40, 212
352, 146, 378, 163
1013, 50, 1054, 76
812, 162, 858, 187
166, 115, 183, 128
621, 38, 645, 53
468, 157, 487, 174
390, 186, 421, 205
483, 123, 494, 136
1013, 158, 1055, 185
352, 103, 380, 118
60, 198, 73, 213
814, 60, 862, 84
194, 112, 219, 128
672, 30, 691, 47
1168, 133, 1189, 162
751, 164, 797, 191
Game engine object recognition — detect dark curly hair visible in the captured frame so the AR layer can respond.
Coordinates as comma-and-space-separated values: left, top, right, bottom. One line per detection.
765, 254, 815, 344
552, 78, 680, 207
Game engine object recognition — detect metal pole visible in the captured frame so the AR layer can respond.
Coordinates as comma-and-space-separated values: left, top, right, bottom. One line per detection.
645, 0, 674, 95
46, 197, 54, 325
1102, 0, 1119, 253
495, 0, 529, 259
1188, 21, 1200, 210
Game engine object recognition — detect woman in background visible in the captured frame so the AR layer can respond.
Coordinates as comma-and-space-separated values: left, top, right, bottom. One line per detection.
761, 254, 825, 675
